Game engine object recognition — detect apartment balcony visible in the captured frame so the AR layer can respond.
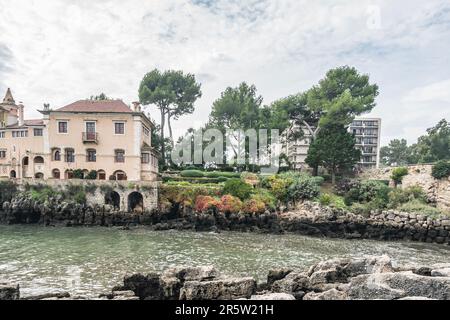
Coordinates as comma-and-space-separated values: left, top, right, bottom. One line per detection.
82, 132, 98, 143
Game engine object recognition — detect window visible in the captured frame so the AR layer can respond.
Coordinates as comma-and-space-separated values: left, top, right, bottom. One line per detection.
115, 149, 125, 163
53, 149, 61, 161
114, 122, 125, 134
34, 128, 43, 136
65, 148, 75, 162
58, 121, 68, 133
141, 153, 150, 164
0, 132, 4, 138
52, 169, 60, 179
98, 170, 106, 180
12, 130, 27, 137
86, 149, 96, 162
142, 125, 150, 136
0, 150, 6, 158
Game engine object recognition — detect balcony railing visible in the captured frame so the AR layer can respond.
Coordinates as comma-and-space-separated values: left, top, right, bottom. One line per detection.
82, 132, 98, 143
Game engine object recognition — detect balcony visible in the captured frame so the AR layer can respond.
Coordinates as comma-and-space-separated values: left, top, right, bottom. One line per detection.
82, 132, 98, 143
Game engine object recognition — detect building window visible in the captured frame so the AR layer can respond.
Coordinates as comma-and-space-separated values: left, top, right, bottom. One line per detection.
34, 128, 43, 136
0, 150, 6, 158
115, 149, 125, 163
12, 130, 27, 137
52, 169, 60, 179
58, 121, 68, 133
0, 132, 4, 138
65, 148, 75, 162
53, 149, 61, 161
114, 122, 125, 134
141, 153, 150, 164
86, 149, 96, 162
98, 170, 106, 180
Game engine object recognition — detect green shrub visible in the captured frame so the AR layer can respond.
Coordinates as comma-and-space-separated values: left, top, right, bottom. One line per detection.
431, 160, 450, 179
223, 179, 253, 200
251, 189, 277, 210
73, 169, 84, 179
388, 185, 427, 208
345, 180, 391, 207
311, 176, 325, 186
287, 176, 320, 202
85, 183, 97, 195
0, 181, 18, 203
29, 185, 56, 202
319, 193, 347, 210
399, 199, 442, 217
391, 167, 408, 186
180, 170, 205, 178
85, 170, 97, 180
204, 171, 240, 178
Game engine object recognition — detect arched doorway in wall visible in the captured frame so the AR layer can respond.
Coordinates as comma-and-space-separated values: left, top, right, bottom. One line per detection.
52, 169, 61, 179
105, 191, 120, 210
111, 170, 127, 181
10, 170, 16, 178
128, 192, 143, 213
34, 172, 44, 179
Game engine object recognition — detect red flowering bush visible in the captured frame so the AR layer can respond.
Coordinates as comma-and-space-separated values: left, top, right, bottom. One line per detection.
217, 195, 243, 213
194, 195, 220, 213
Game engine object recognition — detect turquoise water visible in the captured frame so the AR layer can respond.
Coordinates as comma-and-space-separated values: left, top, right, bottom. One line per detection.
0, 225, 449, 298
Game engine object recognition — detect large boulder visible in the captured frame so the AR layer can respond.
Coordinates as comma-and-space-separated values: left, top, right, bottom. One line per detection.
121, 272, 162, 300
271, 272, 309, 299
0, 283, 20, 300
346, 271, 450, 300
180, 277, 256, 300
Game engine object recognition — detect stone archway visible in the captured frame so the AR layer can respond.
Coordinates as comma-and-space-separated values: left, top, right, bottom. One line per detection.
128, 191, 143, 213
105, 191, 121, 210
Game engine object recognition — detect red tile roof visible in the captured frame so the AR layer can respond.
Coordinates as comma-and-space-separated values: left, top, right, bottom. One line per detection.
25, 119, 44, 126
55, 100, 132, 113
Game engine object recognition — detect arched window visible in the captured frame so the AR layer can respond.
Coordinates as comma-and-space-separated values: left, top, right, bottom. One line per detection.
65, 169, 74, 180
52, 148, 61, 161
34, 156, 44, 164
52, 169, 60, 179
22, 157, 29, 166
97, 170, 106, 180
10, 170, 16, 178
111, 170, 127, 181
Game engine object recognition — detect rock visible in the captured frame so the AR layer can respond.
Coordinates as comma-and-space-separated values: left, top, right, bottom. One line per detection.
431, 268, 450, 277
21, 291, 70, 300
303, 289, 348, 300
250, 293, 295, 300
346, 271, 450, 300
271, 272, 309, 297
267, 268, 293, 286
121, 272, 162, 300
111, 290, 139, 300
0, 283, 20, 300
179, 277, 256, 300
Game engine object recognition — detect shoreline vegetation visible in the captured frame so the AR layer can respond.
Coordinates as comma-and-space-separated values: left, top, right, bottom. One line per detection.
1, 165, 449, 245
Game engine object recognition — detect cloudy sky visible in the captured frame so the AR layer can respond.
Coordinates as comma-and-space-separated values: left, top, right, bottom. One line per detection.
0, 0, 449, 145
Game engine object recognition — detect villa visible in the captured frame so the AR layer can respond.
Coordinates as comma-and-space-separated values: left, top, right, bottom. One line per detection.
0, 88, 159, 181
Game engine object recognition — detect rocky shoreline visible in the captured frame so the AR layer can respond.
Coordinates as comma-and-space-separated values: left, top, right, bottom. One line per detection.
2, 256, 449, 300
1, 193, 450, 245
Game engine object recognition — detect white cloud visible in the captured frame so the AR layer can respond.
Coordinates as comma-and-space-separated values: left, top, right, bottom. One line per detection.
0, 0, 449, 145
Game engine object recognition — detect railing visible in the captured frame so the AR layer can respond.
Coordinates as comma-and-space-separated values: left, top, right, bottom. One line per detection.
82, 132, 98, 143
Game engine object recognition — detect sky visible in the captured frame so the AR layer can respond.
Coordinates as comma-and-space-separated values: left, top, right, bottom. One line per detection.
0, 0, 449, 146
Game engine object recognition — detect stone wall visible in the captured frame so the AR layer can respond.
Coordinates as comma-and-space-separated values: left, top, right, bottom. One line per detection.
361, 164, 450, 210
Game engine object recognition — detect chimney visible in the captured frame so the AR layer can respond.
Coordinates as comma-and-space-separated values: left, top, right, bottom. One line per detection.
18, 103, 24, 126
132, 101, 141, 112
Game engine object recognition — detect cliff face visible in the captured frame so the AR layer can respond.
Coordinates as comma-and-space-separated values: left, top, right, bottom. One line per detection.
361, 165, 450, 210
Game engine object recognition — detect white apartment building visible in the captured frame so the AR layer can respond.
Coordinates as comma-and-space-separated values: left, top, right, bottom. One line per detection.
283, 118, 382, 170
